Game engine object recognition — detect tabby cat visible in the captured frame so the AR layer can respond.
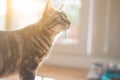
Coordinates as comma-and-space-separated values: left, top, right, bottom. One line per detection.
0, 0, 70, 80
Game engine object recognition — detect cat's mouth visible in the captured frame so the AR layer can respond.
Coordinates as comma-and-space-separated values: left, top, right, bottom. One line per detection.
56, 21, 71, 32
65, 24, 70, 29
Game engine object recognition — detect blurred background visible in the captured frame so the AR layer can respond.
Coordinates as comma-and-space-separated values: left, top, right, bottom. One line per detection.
0, 0, 120, 80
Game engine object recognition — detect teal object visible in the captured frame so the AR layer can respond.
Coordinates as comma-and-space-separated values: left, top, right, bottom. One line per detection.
101, 75, 110, 80
101, 69, 120, 80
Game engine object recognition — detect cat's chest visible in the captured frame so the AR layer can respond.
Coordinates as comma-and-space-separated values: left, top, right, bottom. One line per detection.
37, 46, 52, 61
23, 45, 50, 64
23, 49, 50, 68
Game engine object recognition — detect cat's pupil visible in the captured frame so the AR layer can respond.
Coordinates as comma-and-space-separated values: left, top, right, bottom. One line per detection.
61, 20, 64, 22
59, 18, 64, 22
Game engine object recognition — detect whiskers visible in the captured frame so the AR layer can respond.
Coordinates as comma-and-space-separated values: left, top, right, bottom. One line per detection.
66, 29, 70, 41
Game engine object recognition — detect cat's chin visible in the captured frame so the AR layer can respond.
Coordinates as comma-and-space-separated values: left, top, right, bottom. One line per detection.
63, 24, 70, 31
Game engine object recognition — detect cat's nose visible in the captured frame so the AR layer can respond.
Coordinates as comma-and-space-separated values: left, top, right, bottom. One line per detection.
66, 22, 71, 28
67, 21, 71, 25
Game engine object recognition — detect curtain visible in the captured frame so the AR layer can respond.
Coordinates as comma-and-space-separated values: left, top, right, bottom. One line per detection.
80, 0, 120, 58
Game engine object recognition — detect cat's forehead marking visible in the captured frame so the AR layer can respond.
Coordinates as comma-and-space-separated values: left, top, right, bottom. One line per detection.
60, 11, 67, 18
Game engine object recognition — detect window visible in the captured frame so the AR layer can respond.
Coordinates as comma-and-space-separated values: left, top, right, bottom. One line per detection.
0, 0, 6, 30
53, 0, 81, 44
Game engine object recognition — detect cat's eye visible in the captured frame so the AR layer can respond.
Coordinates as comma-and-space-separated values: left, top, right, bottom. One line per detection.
58, 18, 64, 23
61, 20, 64, 23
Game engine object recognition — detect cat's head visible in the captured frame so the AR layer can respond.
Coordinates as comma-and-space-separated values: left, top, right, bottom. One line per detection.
41, 0, 71, 32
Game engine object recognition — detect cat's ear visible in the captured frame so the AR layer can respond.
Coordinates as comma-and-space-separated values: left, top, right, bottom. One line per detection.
44, 0, 55, 16
59, 4, 64, 10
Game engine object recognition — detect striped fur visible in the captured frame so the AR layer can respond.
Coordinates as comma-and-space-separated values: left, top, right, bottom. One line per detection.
0, 0, 70, 80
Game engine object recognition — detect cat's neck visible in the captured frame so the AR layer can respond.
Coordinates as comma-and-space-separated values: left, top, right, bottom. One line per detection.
30, 23, 58, 54
36, 21, 59, 37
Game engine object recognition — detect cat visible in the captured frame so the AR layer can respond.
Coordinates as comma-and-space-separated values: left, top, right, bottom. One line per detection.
0, 0, 70, 80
